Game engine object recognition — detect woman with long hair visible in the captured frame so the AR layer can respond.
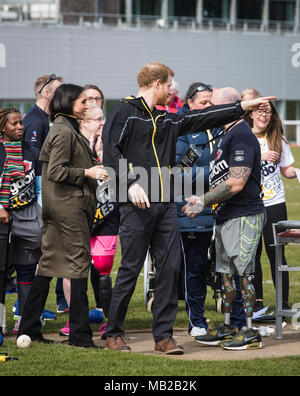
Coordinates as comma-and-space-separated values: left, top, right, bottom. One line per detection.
244, 101, 298, 311
17, 84, 108, 348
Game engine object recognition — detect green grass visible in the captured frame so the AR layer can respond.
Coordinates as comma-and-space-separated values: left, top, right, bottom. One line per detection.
1, 148, 300, 376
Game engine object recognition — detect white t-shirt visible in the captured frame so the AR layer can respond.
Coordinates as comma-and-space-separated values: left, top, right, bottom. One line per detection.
258, 137, 294, 207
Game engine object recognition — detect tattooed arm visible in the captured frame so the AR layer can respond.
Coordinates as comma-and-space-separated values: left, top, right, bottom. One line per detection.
182, 166, 252, 218
204, 166, 251, 207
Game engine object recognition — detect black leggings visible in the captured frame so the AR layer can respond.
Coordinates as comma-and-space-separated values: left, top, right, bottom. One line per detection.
253, 202, 289, 305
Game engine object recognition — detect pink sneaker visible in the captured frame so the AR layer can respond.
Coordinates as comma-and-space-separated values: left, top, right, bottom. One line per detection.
13, 318, 20, 335
98, 322, 107, 340
59, 320, 69, 336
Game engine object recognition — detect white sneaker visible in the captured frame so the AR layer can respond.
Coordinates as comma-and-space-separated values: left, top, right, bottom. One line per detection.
190, 327, 207, 337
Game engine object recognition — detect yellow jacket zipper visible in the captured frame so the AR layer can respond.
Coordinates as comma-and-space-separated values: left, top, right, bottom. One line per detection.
141, 99, 165, 202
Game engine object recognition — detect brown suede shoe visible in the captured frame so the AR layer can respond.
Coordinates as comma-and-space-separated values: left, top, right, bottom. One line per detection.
155, 337, 184, 355
105, 336, 132, 352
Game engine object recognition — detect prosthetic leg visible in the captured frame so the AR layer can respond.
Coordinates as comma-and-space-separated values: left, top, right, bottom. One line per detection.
93, 254, 114, 340
221, 273, 236, 326
99, 274, 112, 318
239, 275, 256, 329
221, 274, 262, 350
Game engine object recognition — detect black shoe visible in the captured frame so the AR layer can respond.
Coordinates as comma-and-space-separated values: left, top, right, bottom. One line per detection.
283, 301, 291, 310
68, 341, 104, 349
221, 326, 263, 351
253, 301, 264, 313
32, 336, 54, 344
195, 324, 239, 347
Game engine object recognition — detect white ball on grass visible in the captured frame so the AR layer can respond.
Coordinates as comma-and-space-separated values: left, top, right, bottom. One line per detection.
17, 335, 32, 349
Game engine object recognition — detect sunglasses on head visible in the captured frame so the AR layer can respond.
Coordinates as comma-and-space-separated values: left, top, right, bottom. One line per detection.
38, 74, 57, 93
189, 84, 213, 99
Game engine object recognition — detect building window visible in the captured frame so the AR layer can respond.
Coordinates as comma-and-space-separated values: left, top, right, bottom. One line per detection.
172, 0, 196, 17
0, 101, 35, 116
237, 0, 263, 20
203, 0, 230, 20
132, 0, 161, 16
270, 0, 295, 22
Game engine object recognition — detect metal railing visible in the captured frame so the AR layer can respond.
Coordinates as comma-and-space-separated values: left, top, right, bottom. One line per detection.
284, 121, 300, 145
0, 10, 298, 34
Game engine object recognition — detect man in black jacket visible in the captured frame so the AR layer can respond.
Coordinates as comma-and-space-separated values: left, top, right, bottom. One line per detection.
102, 62, 275, 354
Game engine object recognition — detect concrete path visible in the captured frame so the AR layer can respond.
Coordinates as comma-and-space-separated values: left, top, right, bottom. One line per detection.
42, 324, 300, 361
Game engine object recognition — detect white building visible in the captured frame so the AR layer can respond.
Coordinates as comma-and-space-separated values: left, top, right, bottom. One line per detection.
0, 0, 300, 141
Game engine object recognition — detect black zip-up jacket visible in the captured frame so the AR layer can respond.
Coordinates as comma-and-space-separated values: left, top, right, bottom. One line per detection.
102, 96, 245, 203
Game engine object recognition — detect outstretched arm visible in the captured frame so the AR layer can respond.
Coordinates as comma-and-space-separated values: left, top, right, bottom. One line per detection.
175, 96, 276, 137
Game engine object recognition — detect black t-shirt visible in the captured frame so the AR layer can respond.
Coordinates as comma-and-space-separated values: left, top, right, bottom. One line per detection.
22, 105, 50, 150
22, 105, 50, 175
209, 120, 265, 225
91, 179, 120, 237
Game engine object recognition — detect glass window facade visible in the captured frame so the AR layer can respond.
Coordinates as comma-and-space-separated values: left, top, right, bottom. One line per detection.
203, 0, 230, 20
237, 0, 263, 20
131, 0, 161, 16
119, 0, 297, 25
172, 0, 197, 17
0, 101, 35, 116
270, 0, 295, 22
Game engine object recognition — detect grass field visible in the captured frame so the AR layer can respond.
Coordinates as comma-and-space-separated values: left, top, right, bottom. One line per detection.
1, 148, 300, 376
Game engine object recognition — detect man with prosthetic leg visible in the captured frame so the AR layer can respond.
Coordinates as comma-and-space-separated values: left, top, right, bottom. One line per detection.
182, 88, 266, 350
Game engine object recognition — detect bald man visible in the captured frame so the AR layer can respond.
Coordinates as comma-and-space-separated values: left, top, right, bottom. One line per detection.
183, 87, 266, 351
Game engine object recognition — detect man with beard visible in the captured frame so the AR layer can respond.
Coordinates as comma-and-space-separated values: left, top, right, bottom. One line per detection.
102, 62, 275, 354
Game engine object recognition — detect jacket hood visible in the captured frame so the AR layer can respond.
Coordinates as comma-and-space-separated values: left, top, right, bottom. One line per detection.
121, 96, 148, 112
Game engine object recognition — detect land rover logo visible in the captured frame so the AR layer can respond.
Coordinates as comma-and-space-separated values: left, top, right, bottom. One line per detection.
234, 155, 244, 162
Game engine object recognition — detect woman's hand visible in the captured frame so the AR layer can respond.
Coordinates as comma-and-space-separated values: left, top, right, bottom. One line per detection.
0, 209, 10, 224
94, 137, 103, 164
261, 151, 280, 163
85, 165, 109, 181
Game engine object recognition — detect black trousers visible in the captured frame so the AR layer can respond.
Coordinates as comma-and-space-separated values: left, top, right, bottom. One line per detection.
18, 275, 93, 346
106, 203, 181, 342
254, 202, 289, 305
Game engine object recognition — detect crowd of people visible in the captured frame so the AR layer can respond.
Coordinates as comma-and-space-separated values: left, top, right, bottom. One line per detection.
0, 61, 298, 355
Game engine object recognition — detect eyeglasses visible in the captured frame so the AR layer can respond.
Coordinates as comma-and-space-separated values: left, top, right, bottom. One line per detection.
256, 109, 272, 117
38, 74, 57, 93
86, 117, 105, 123
189, 85, 213, 100
86, 96, 104, 104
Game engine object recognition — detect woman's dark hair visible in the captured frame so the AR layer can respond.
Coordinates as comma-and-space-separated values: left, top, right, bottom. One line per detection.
184, 82, 211, 103
0, 107, 20, 132
49, 83, 84, 122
